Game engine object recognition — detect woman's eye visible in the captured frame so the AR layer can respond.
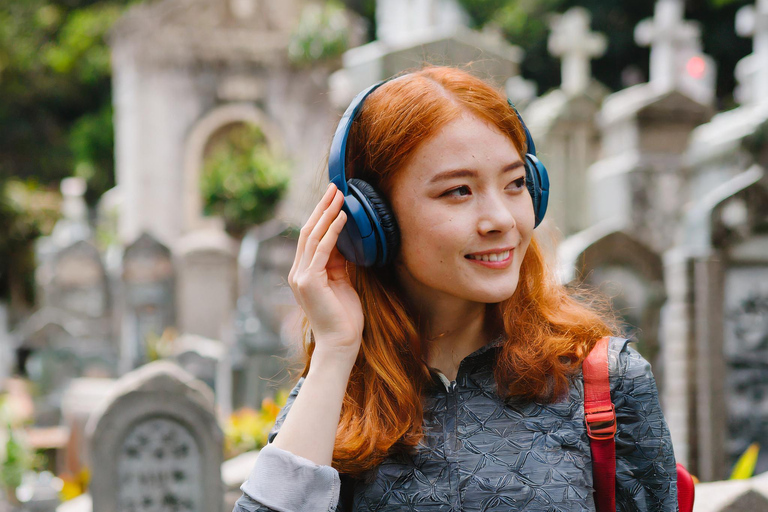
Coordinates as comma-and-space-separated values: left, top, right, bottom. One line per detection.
507, 177, 526, 191
443, 185, 471, 197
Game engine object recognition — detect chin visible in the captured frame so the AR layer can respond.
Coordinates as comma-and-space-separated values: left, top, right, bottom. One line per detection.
463, 282, 520, 304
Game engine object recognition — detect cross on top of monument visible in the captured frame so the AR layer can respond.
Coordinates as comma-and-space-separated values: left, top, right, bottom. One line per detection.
635, 0, 701, 91
376, 0, 469, 45
736, 0, 768, 105
548, 7, 607, 95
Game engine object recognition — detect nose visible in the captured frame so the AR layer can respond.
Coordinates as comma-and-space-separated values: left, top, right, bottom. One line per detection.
476, 191, 516, 235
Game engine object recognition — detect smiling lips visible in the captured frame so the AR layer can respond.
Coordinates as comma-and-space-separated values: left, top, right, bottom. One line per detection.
465, 248, 514, 268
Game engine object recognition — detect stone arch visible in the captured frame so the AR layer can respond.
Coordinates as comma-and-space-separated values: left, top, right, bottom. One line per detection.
182, 103, 285, 234
559, 221, 665, 363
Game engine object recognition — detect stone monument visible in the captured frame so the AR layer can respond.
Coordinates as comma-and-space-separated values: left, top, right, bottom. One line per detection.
524, 7, 609, 237
120, 232, 175, 373
86, 361, 223, 512
328, 0, 522, 109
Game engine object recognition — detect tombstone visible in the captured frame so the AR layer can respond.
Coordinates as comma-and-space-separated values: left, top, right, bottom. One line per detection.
86, 361, 223, 512
233, 222, 298, 409
734, 0, 768, 106
587, 0, 714, 256
172, 334, 225, 393
120, 232, 175, 373
524, 7, 608, 237
48, 240, 109, 320
375, 0, 470, 46
635, 0, 716, 104
175, 228, 238, 341
328, 0, 522, 109
675, 2, 768, 477
558, 222, 665, 369
663, 165, 768, 480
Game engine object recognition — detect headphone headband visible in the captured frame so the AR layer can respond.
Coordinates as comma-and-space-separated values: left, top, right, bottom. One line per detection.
328, 80, 393, 195
327, 74, 550, 267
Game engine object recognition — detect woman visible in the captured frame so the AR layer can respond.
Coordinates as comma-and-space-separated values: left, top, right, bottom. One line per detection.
233, 66, 678, 511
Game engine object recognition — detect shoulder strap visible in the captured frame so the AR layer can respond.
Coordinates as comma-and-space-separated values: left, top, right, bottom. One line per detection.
583, 336, 617, 512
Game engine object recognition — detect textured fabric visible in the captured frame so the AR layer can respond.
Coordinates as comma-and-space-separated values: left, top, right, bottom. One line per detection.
239, 443, 341, 512
233, 337, 678, 512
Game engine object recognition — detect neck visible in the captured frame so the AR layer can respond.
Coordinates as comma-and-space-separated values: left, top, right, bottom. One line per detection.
417, 299, 491, 381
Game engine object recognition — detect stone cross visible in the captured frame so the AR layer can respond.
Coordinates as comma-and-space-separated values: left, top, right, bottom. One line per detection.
548, 7, 607, 95
376, 0, 468, 45
635, 0, 701, 91
736, 0, 768, 105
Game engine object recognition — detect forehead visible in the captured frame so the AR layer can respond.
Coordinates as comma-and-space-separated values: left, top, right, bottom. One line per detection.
397, 112, 521, 183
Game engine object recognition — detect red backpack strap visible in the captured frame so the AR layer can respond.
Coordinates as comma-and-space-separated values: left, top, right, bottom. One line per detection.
676, 463, 696, 512
583, 336, 617, 512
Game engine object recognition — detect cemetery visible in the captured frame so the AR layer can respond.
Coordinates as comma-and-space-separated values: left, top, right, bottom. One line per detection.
0, 0, 767, 510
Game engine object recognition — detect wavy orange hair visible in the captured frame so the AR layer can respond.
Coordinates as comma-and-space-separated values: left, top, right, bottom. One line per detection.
298, 66, 616, 477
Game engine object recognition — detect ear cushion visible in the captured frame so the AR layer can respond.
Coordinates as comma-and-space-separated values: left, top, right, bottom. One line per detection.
525, 156, 542, 226
348, 178, 400, 265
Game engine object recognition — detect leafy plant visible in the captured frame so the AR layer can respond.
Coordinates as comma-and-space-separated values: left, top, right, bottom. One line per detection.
0, 396, 33, 493
288, 0, 350, 66
730, 442, 760, 480
200, 124, 290, 237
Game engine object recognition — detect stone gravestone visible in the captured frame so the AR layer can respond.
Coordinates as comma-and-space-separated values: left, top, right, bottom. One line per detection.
588, 0, 714, 256
120, 232, 175, 373
723, 232, 768, 474
172, 333, 225, 394
86, 361, 223, 512
175, 229, 238, 341
734, 0, 768, 106
50, 240, 109, 320
635, 0, 716, 104
524, 6, 608, 237
234, 222, 298, 409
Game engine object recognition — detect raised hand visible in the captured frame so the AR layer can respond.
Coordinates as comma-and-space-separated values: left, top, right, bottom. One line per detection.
288, 183, 364, 362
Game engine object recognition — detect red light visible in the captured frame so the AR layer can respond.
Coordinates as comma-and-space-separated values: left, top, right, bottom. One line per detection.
687, 56, 706, 79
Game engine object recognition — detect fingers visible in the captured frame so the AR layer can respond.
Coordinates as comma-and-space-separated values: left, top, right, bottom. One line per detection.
290, 183, 338, 283
310, 210, 347, 273
299, 189, 344, 272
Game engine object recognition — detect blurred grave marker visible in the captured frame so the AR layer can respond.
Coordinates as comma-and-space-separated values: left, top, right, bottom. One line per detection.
120, 232, 175, 373
548, 7, 607, 96
87, 361, 223, 512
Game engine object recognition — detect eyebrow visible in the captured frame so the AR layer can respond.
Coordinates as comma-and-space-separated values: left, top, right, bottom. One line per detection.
428, 160, 525, 184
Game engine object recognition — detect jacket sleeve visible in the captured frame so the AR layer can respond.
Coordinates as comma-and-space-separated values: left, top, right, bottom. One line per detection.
609, 338, 678, 512
232, 377, 346, 512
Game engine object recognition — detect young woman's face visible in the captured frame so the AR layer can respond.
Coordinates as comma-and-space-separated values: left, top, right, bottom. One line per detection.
389, 112, 535, 307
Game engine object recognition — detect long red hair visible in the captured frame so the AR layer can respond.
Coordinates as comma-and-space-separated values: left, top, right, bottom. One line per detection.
298, 66, 615, 476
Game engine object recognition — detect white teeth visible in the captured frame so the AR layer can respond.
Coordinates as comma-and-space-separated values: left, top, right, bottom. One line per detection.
468, 250, 510, 262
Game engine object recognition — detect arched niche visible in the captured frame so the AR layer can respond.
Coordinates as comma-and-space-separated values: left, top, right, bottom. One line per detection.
183, 103, 285, 234
559, 223, 666, 365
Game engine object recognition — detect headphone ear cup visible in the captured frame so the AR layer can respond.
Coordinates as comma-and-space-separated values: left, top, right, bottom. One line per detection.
348, 178, 400, 266
525, 154, 549, 229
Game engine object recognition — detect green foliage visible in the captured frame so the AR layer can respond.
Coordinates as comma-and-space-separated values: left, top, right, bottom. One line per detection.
0, 396, 33, 491
201, 125, 290, 236
0, 179, 60, 307
70, 105, 115, 204
288, 0, 350, 66
0, 0, 131, 203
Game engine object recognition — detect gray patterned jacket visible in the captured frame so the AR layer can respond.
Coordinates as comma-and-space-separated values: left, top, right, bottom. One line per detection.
233, 337, 678, 511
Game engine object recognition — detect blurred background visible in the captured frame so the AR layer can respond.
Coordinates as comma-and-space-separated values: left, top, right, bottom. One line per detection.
1, 0, 767, 510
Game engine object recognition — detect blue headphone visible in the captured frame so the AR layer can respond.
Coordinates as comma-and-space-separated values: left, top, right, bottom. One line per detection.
328, 78, 550, 268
